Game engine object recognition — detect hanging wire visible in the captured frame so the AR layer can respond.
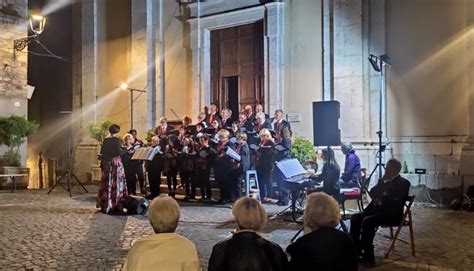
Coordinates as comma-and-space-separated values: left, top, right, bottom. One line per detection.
35, 40, 68, 61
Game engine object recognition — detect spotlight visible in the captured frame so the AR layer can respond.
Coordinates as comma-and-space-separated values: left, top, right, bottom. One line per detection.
120, 83, 129, 90
369, 54, 381, 72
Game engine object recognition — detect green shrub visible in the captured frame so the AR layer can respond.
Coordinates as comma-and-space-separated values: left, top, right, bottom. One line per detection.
291, 137, 316, 164
87, 120, 113, 144
0, 115, 39, 166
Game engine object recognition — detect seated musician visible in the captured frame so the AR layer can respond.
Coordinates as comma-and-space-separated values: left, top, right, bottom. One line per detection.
287, 192, 358, 271
308, 147, 341, 202
350, 158, 410, 264
340, 142, 361, 188
255, 128, 277, 204
154, 117, 174, 138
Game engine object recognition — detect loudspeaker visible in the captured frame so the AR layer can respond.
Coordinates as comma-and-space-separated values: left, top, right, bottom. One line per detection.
312, 101, 341, 146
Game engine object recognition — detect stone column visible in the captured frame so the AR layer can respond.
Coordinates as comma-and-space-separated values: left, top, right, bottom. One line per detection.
322, 0, 334, 101
459, 1, 474, 177
265, 2, 285, 114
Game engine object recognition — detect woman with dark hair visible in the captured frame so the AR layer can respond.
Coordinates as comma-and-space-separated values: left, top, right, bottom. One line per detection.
309, 147, 341, 202
97, 124, 128, 214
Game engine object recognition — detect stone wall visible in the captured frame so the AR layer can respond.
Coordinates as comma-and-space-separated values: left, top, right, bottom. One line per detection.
0, 0, 28, 99
0, 0, 29, 169
328, 0, 474, 191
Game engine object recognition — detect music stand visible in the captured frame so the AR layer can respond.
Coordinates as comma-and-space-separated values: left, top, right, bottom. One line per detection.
272, 159, 308, 223
48, 111, 88, 197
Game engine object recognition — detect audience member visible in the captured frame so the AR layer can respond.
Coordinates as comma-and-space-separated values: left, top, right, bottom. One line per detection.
123, 196, 200, 271
350, 159, 410, 263
287, 192, 358, 271
208, 197, 288, 271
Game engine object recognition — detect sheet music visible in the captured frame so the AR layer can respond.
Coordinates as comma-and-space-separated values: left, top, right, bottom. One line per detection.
276, 159, 306, 179
132, 147, 161, 161
226, 147, 241, 161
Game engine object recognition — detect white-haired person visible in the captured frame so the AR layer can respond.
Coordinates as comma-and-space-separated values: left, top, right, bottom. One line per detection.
340, 142, 361, 188
256, 128, 278, 203
123, 196, 200, 271
208, 197, 288, 271
286, 192, 358, 271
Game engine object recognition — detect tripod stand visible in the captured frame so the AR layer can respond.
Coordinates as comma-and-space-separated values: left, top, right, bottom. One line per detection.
366, 54, 391, 186
47, 113, 88, 197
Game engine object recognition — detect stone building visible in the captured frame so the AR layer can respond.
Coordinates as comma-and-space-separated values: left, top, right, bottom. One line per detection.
2, 0, 474, 199
0, 0, 29, 175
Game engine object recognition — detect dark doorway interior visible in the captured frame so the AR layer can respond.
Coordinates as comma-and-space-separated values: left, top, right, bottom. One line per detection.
210, 21, 264, 119
223, 76, 239, 121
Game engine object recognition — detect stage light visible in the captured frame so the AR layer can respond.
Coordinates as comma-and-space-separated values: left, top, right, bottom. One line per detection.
369, 54, 381, 72
120, 83, 129, 90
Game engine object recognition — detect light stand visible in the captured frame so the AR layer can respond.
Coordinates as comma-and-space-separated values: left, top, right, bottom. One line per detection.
120, 83, 146, 129
367, 54, 390, 185
47, 111, 88, 197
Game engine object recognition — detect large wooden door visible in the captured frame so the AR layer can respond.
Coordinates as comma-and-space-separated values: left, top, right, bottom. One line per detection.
211, 21, 264, 114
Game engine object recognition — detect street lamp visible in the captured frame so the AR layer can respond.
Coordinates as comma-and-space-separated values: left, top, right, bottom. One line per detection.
119, 83, 146, 129
14, 14, 46, 52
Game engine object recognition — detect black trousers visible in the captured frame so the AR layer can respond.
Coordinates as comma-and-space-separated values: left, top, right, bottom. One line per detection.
257, 167, 273, 199
147, 169, 161, 199
130, 161, 145, 192
350, 211, 399, 255
197, 168, 211, 199
166, 167, 178, 192
124, 165, 137, 195
215, 171, 232, 201
181, 171, 196, 197
230, 170, 242, 200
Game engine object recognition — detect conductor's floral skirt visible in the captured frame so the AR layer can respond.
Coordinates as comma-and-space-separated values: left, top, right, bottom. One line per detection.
97, 156, 128, 214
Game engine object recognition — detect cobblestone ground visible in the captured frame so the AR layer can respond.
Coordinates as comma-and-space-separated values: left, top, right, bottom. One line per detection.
0, 186, 473, 271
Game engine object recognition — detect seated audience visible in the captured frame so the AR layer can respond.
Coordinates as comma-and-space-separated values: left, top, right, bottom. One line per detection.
350, 158, 410, 263
208, 197, 288, 271
123, 196, 200, 271
287, 192, 358, 271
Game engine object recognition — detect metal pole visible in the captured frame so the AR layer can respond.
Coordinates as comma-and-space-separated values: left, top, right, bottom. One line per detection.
130, 90, 134, 129
378, 61, 384, 179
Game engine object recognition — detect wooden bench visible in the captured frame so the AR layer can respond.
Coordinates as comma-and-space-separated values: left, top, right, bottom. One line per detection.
0, 173, 29, 192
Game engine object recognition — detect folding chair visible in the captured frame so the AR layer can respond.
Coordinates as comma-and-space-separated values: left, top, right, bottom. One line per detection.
245, 169, 261, 202
380, 195, 416, 258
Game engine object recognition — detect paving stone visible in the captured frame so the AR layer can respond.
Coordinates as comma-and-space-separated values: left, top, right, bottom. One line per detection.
0, 187, 473, 270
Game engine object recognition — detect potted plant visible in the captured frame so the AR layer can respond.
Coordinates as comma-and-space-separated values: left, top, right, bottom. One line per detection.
87, 120, 112, 182
291, 137, 318, 172
0, 115, 39, 189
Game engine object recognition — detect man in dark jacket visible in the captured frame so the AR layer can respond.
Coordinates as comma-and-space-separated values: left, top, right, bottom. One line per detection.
209, 197, 288, 271
350, 158, 410, 263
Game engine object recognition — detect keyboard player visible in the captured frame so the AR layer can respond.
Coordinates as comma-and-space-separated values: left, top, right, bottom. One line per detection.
308, 147, 341, 202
